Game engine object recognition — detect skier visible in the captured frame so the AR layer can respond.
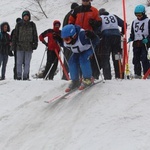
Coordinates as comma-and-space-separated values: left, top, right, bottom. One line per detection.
97, 8, 126, 80
61, 24, 98, 92
128, 5, 150, 79
68, 0, 102, 80
39, 20, 62, 80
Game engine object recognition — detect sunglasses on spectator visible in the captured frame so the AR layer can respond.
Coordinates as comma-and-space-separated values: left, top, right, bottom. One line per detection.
82, 0, 90, 2
63, 37, 72, 44
135, 13, 143, 17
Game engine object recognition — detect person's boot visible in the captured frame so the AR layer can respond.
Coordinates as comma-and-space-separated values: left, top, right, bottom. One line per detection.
78, 78, 94, 90
65, 80, 80, 92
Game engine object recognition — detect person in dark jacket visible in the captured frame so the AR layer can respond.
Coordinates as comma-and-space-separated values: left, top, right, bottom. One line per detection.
0, 22, 11, 80
62, 2, 79, 80
39, 20, 62, 80
98, 8, 126, 80
11, 10, 38, 80
11, 17, 22, 80
128, 5, 150, 79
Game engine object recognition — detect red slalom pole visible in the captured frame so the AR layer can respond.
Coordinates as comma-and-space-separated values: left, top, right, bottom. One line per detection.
54, 49, 70, 80
122, 0, 129, 78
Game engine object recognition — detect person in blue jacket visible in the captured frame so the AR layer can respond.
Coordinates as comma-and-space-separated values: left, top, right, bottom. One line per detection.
128, 5, 150, 79
61, 24, 98, 92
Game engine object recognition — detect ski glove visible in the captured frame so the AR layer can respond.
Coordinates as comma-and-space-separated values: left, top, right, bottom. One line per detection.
85, 30, 95, 39
142, 38, 148, 44
89, 19, 101, 30
53, 33, 62, 42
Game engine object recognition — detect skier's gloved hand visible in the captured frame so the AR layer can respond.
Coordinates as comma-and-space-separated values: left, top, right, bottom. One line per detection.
142, 38, 148, 44
85, 30, 95, 39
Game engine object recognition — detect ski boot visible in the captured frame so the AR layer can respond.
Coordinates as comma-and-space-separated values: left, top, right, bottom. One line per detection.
65, 80, 80, 92
78, 78, 94, 90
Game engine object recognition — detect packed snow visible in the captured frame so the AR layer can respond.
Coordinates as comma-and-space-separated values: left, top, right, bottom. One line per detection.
0, 0, 150, 150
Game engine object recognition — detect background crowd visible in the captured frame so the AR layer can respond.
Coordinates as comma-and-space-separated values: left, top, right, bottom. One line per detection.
0, 0, 150, 89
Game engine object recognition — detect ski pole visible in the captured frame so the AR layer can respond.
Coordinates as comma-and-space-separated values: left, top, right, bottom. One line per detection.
89, 39, 104, 82
44, 57, 57, 80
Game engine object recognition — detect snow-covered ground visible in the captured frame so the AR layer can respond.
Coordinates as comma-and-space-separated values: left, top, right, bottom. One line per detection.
0, 0, 150, 150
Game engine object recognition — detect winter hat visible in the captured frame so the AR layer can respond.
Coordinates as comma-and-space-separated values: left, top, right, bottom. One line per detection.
71, 3, 79, 10
16, 18, 22, 23
22, 10, 31, 20
53, 20, 61, 27
99, 8, 109, 15
0, 22, 10, 32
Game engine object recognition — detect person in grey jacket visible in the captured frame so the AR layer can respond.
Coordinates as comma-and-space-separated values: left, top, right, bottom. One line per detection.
11, 10, 38, 80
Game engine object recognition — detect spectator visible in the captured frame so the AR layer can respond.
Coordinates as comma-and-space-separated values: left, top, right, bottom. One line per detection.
11, 17, 22, 80
62, 2, 79, 80
39, 20, 62, 80
128, 5, 150, 79
0, 22, 11, 80
98, 8, 126, 79
11, 10, 38, 80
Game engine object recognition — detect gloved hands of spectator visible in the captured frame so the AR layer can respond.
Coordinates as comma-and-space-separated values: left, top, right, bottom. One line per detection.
32, 42, 38, 50
42, 41, 48, 47
142, 38, 148, 44
53, 32, 62, 42
85, 30, 95, 39
8, 50, 14, 57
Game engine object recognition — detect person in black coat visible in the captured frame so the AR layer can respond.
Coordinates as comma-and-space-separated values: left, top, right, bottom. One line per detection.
11, 18, 22, 80
62, 2, 79, 80
0, 22, 11, 80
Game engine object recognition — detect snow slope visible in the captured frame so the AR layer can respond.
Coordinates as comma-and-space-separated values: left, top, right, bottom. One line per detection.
0, 0, 150, 150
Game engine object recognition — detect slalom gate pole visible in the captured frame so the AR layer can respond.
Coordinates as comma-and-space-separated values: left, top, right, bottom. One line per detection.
54, 48, 70, 80
90, 39, 104, 82
122, 0, 129, 79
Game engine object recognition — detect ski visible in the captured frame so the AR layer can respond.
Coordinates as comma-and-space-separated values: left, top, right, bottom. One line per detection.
44, 87, 78, 103
44, 80, 103, 104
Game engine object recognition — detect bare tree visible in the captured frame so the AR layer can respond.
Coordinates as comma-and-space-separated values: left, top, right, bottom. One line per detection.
34, 0, 48, 18
25, 0, 48, 20
147, 0, 150, 6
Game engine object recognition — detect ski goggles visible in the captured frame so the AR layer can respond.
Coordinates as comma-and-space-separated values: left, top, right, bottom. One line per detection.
82, 0, 90, 2
135, 13, 143, 17
63, 37, 72, 44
